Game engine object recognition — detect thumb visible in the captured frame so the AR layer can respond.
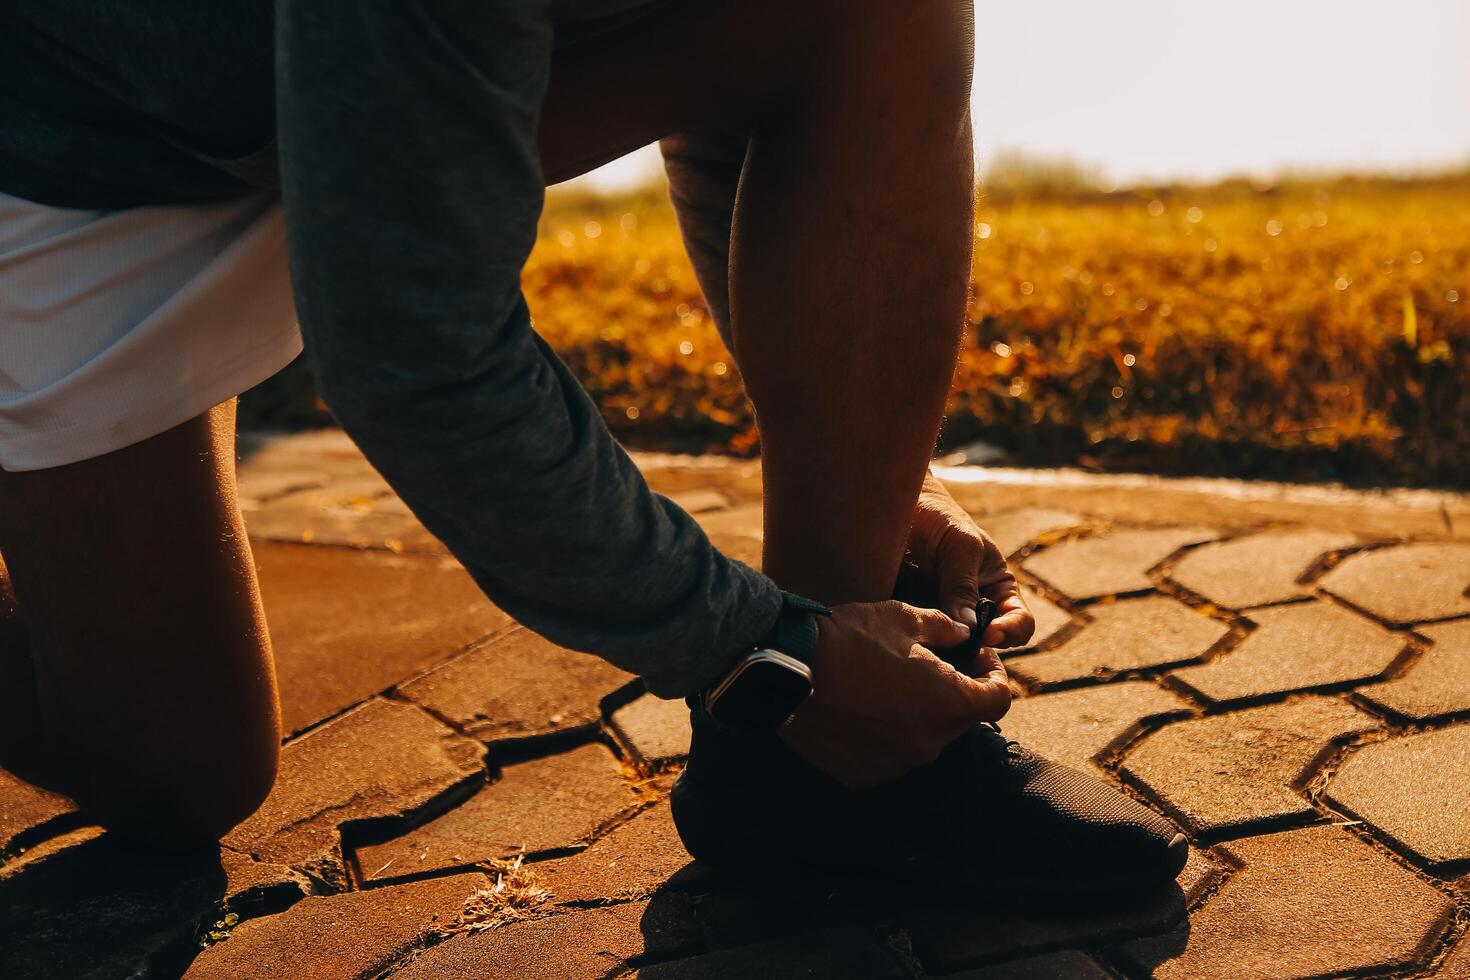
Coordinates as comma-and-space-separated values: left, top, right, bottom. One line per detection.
907, 603, 973, 649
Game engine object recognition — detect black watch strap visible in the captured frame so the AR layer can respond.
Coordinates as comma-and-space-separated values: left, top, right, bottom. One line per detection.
756, 590, 833, 667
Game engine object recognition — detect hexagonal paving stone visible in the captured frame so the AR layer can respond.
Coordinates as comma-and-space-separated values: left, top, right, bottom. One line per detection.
255, 543, 512, 735
1165, 529, 1356, 609
942, 950, 1114, 980
389, 899, 701, 979
1319, 542, 1470, 625
609, 695, 692, 769
1356, 619, 1470, 721
1000, 681, 1193, 774
399, 627, 632, 744
355, 743, 636, 882
224, 698, 484, 889
1119, 826, 1454, 979
1023, 527, 1217, 601
1007, 596, 1230, 688
535, 802, 697, 906
977, 508, 1085, 558
183, 872, 490, 979
216, 849, 312, 912
1323, 725, 1470, 868
0, 770, 76, 856
1016, 586, 1072, 651
1167, 601, 1407, 706
1118, 696, 1379, 837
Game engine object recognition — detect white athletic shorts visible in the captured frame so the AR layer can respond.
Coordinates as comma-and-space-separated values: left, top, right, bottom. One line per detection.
0, 190, 301, 471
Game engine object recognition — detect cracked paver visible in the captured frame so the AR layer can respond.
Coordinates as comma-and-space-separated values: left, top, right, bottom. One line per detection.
1165, 529, 1356, 609
354, 742, 636, 882
609, 694, 692, 769
1355, 618, 1470, 721
1322, 725, 1470, 868
399, 627, 633, 743
1318, 541, 1470, 624
1118, 826, 1454, 979
998, 681, 1193, 774
1167, 601, 1407, 706
183, 872, 491, 980
256, 543, 512, 735
1118, 697, 1379, 836
1007, 595, 1230, 687
535, 802, 701, 906
223, 698, 485, 890
389, 899, 701, 979
1022, 526, 1218, 601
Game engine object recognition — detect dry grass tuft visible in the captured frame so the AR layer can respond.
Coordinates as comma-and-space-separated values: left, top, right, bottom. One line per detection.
444, 853, 554, 935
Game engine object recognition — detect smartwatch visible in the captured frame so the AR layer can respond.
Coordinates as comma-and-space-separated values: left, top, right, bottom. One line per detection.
702, 590, 832, 733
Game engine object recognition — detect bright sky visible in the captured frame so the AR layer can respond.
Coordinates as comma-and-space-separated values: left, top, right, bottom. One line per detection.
569, 0, 1470, 192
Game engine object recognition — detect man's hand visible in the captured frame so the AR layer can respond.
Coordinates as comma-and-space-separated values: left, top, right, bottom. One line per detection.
905, 470, 1035, 648
778, 600, 1011, 788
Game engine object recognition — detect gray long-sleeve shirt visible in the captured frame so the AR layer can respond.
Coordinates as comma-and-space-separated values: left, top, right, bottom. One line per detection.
0, 0, 785, 697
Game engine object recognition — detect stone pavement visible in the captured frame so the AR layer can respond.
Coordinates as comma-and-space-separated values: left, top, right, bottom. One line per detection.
2, 430, 1469, 979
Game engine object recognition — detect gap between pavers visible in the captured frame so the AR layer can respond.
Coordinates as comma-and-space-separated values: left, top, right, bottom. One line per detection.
1162, 528, 1358, 611
1166, 600, 1412, 707
1008, 595, 1232, 690
352, 741, 641, 885
1116, 825, 1455, 980
1115, 696, 1382, 840
223, 698, 487, 891
395, 626, 635, 746
1354, 618, 1470, 722
1021, 526, 1220, 603
1320, 724, 1470, 870
182, 871, 492, 980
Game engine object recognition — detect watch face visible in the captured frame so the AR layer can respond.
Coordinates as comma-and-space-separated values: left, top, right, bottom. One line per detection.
707, 652, 814, 732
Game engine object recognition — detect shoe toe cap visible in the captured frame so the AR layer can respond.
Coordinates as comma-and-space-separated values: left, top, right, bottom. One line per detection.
1018, 757, 1188, 881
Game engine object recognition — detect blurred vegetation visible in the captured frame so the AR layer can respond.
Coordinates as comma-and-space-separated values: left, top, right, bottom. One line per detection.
240, 166, 1470, 487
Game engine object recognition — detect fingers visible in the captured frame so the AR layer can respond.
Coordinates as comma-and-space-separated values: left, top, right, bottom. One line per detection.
975, 561, 1037, 647
912, 642, 1012, 725
983, 593, 1036, 647
964, 648, 1013, 721
936, 527, 984, 627
896, 601, 972, 649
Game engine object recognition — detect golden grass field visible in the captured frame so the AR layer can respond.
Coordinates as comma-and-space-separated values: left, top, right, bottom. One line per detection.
526, 171, 1468, 486
242, 170, 1469, 487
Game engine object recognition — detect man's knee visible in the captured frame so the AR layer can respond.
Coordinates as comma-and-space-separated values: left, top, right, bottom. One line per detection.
78, 731, 279, 848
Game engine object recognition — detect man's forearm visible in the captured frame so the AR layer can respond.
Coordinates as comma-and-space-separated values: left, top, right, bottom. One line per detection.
274, 0, 781, 696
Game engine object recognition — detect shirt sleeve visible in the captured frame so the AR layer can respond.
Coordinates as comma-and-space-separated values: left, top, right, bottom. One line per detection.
273, 0, 782, 697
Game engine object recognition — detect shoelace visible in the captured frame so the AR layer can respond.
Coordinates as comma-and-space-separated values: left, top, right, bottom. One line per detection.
978, 721, 1026, 764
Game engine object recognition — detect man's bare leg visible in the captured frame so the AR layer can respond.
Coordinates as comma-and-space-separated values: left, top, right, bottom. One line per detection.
0, 401, 280, 845
728, 7, 973, 604
540, 0, 975, 607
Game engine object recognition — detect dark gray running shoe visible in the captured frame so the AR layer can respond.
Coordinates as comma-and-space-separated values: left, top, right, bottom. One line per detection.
671, 707, 1188, 896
